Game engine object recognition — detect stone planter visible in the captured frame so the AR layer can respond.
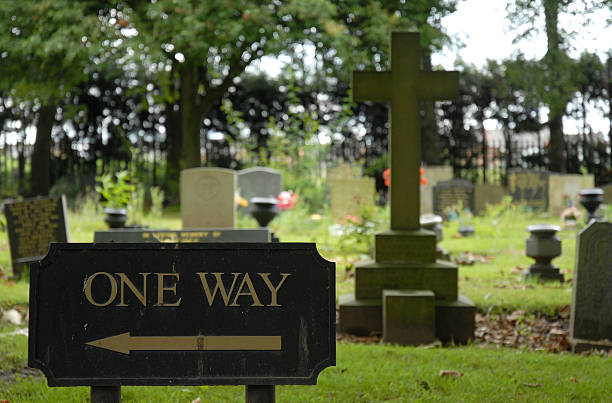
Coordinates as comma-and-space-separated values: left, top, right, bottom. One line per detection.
579, 188, 604, 223
249, 197, 278, 228
103, 207, 128, 229
525, 224, 563, 282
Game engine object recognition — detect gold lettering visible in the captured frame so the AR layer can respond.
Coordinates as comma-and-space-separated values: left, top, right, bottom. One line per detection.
117, 273, 149, 307
197, 272, 240, 306
258, 273, 292, 306
85, 272, 118, 307
230, 273, 263, 307
156, 273, 182, 306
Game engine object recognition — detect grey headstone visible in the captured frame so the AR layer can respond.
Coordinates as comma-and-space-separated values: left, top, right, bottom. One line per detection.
238, 167, 282, 201
94, 228, 270, 243
507, 169, 549, 210
433, 179, 475, 215
3, 195, 70, 277
570, 221, 612, 352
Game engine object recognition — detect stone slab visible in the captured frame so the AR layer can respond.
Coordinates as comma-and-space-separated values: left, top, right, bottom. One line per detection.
383, 289, 436, 345
329, 177, 375, 221
570, 337, 612, 353
474, 184, 507, 215
374, 229, 436, 264
507, 169, 549, 210
3, 195, 69, 277
435, 295, 475, 344
548, 173, 594, 215
94, 228, 270, 243
355, 260, 458, 301
433, 179, 475, 215
570, 221, 612, 346
180, 168, 236, 228
420, 165, 453, 214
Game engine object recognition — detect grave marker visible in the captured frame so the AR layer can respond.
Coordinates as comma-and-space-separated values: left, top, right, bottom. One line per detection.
507, 169, 549, 210
420, 165, 453, 214
28, 243, 335, 386
237, 167, 282, 202
338, 32, 475, 345
570, 221, 612, 352
433, 179, 475, 215
180, 168, 236, 228
328, 177, 376, 221
3, 196, 69, 277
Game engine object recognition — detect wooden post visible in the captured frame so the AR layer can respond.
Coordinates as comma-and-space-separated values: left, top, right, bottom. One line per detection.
245, 385, 275, 403
90, 386, 121, 403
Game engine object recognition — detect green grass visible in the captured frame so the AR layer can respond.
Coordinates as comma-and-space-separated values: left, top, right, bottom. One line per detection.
1, 202, 611, 401
1, 340, 611, 402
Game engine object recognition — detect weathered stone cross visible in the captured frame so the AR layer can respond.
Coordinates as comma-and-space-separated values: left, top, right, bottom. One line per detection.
353, 32, 459, 231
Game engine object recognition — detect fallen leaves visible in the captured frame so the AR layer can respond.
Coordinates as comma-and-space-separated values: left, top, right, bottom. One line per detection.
455, 252, 493, 266
439, 370, 463, 379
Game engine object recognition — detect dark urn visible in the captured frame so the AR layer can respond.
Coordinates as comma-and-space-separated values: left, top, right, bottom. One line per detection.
249, 197, 279, 227
579, 188, 604, 223
103, 207, 128, 229
525, 224, 563, 282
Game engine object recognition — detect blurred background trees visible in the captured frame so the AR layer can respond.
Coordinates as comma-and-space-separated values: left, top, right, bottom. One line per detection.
0, 0, 610, 207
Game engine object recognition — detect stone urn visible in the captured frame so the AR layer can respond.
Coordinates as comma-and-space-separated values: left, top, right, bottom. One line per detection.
525, 224, 563, 282
103, 207, 128, 229
249, 197, 279, 227
579, 188, 604, 223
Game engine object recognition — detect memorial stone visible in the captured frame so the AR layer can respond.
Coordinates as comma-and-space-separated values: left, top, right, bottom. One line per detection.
433, 179, 475, 215
3, 196, 69, 277
180, 168, 236, 228
420, 165, 453, 214
548, 173, 594, 215
474, 184, 507, 214
507, 169, 549, 210
94, 228, 270, 243
237, 167, 282, 212
570, 221, 612, 352
338, 32, 475, 345
329, 176, 376, 221
601, 183, 612, 205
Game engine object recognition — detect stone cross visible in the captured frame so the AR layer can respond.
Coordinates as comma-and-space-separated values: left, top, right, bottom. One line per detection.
353, 32, 459, 230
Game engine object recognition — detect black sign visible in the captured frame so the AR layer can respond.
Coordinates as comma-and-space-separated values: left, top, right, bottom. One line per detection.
3, 196, 69, 277
28, 243, 335, 386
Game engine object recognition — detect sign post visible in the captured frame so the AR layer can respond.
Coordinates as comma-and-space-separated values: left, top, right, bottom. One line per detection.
28, 243, 335, 401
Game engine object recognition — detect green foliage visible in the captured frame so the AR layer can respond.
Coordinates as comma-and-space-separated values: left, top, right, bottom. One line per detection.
338, 204, 389, 256
95, 170, 135, 210
127, 184, 146, 225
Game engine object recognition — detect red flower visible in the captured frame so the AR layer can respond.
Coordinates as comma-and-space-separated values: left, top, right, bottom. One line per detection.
382, 168, 427, 186
277, 191, 298, 210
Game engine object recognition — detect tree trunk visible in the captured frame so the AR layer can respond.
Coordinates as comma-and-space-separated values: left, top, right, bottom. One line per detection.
543, 0, 566, 172
179, 64, 203, 169
31, 105, 55, 195
421, 50, 440, 165
165, 101, 182, 203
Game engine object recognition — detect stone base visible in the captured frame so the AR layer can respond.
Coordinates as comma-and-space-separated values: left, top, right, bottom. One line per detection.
570, 337, 612, 353
383, 290, 435, 345
374, 229, 436, 264
338, 294, 475, 344
355, 260, 457, 301
525, 266, 564, 282
435, 295, 475, 344
337, 295, 381, 336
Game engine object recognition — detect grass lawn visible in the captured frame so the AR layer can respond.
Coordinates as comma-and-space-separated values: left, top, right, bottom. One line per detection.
0, 202, 610, 401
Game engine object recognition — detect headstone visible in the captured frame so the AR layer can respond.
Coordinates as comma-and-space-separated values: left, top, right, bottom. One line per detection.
180, 168, 236, 228
328, 163, 360, 180
474, 184, 507, 214
570, 221, 612, 352
433, 179, 475, 215
3, 196, 69, 277
507, 169, 549, 210
420, 166, 453, 214
328, 176, 376, 221
94, 228, 270, 243
338, 32, 475, 345
548, 174, 594, 215
28, 243, 335, 385
237, 167, 282, 207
